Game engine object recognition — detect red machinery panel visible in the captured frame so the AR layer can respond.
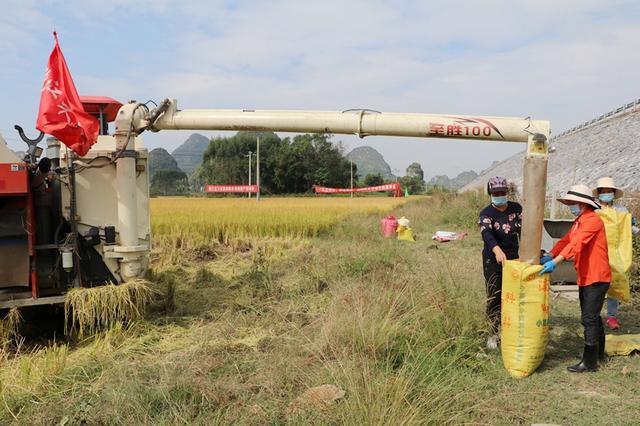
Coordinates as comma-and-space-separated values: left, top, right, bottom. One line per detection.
0, 163, 29, 194
0, 162, 33, 293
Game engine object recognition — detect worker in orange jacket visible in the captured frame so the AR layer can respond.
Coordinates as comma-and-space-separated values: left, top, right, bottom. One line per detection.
539, 184, 611, 373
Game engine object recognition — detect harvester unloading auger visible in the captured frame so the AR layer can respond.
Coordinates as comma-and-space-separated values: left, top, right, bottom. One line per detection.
0, 97, 549, 310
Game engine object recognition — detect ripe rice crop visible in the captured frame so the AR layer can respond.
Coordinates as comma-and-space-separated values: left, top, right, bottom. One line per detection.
151, 196, 412, 246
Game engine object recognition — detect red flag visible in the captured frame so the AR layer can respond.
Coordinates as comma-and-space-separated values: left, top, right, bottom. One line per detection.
36, 32, 99, 156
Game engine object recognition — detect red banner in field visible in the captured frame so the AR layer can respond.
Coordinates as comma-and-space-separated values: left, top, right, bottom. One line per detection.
313, 183, 402, 197
205, 185, 258, 193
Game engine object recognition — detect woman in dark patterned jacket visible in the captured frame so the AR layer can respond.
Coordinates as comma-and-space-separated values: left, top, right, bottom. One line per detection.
478, 176, 522, 349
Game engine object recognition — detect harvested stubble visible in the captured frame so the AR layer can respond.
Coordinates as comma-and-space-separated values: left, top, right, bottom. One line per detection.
64, 280, 154, 337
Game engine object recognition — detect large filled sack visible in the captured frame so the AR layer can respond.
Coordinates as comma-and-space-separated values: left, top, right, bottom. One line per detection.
500, 260, 550, 378
396, 225, 415, 242
606, 334, 640, 356
380, 215, 398, 238
596, 208, 632, 302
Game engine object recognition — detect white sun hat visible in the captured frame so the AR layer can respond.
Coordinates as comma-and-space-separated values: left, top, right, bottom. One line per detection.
557, 184, 600, 209
397, 217, 410, 227
592, 176, 624, 198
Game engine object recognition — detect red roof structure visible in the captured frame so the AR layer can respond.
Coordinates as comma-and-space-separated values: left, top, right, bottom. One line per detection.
80, 96, 123, 122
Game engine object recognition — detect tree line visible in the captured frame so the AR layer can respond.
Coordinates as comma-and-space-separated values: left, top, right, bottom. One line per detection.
190, 131, 354, 194
151, 131, 426, 195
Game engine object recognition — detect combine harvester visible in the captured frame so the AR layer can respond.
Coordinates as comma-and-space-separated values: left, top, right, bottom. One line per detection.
2, 99, 549, 301
2, 85, 551, 376
1, 97, 150, 309
0, 58, 549, 376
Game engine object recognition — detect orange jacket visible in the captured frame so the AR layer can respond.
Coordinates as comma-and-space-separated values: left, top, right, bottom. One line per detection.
550, 209, 611, 286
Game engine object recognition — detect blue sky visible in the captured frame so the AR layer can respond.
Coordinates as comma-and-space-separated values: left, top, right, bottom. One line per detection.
2, 0, 639, 178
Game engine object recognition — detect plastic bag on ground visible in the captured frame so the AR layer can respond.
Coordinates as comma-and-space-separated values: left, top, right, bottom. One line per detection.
431, 230, 468, 242
596, 208, 632, 302
500, 260, 550, 378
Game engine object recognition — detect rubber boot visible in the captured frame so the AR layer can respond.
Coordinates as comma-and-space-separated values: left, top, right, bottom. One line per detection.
567, 345, 598, 373
598, 334, 607, 362
575, 329, 606, 361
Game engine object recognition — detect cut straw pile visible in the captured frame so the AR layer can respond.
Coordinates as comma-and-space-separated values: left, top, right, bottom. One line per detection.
0, 307, 22, 350
64, 279, 154, 337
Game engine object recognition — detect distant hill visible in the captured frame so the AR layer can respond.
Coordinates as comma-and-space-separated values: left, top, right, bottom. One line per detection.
171, 133, 210, 176
427, 170, 478, 190
149, 148, 180, 179
346, 146, 394, 179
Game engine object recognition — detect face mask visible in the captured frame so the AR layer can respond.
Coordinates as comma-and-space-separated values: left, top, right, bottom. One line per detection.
598, 193, 615, 203
569, 205, 582, 216
491, 196, 508, 206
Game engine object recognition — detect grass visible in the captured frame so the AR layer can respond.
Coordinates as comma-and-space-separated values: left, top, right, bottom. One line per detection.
0, 193, 638, 424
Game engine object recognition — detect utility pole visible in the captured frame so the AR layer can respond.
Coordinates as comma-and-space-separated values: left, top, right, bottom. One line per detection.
256, 136, 260, 201
350, 160, 353, 198
246, 151, 253, 198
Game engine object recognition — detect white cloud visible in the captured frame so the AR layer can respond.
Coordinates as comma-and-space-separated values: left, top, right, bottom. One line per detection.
0, 1, 50, 66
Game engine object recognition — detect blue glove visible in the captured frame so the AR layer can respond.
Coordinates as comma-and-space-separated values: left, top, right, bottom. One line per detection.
632, 217, 637, 226
540, 254, 553, 265
539, 260, 556, 275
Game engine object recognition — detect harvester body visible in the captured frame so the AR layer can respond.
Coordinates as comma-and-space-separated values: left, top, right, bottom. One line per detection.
0, 97, 150, 309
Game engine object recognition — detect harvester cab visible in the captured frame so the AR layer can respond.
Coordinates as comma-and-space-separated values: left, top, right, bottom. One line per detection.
0, 97, 151, 309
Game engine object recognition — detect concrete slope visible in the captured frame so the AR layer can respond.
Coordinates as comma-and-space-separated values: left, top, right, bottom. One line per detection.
461, 103, 640, 194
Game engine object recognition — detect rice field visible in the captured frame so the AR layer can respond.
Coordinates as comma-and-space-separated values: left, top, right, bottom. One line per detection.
151, 196, 414, 245
2, 194, 640, 424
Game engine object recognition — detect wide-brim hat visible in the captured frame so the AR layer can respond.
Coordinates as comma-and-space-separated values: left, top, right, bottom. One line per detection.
397, 216, 410, 227
592, 176, 624, 198
558, 184, 600, 209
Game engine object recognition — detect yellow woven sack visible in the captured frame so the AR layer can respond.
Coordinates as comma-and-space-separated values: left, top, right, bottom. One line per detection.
396, 225, 415, 242
605, 334, 640, 356
597, 208, 632, 302
500, 260, 550, 378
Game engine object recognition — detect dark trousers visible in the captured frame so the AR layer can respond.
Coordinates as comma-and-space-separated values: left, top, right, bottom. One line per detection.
579, 282, 609, 346
483, 256, 502, 334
